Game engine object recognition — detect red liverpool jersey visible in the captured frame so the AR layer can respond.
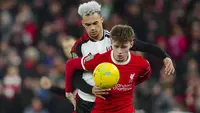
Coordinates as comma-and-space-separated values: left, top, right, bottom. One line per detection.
81, 50, 151, 113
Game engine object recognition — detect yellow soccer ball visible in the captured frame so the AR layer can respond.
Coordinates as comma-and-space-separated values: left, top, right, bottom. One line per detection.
93, 62, 120, 88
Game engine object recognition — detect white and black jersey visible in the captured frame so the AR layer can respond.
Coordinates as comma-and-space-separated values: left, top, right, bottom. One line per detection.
71, 30, 112, 102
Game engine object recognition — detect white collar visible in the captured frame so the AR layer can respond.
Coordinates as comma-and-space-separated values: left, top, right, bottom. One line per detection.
111, 50, 131, 65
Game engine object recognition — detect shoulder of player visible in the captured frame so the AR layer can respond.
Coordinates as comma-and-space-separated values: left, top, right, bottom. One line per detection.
74, 35, 90, 47
83, 51, 108, 63
71, 35, 90, 55
131, 54, 149, 66
104, 29, 110, 38
91, 50, 111, 61
96, 50, 111, 57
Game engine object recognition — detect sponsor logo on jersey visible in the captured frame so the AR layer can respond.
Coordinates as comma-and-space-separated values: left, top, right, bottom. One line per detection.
84, 54, 94, 63
113, 84, 132, 91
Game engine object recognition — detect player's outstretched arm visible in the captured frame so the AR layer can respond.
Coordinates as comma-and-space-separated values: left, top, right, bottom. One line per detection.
72, 53, 110, 98
131, 39, 169, 59
132, 39, 175, 75
65, 58, 83, 93
71, 52, 94, 94
65, 58, 83, 110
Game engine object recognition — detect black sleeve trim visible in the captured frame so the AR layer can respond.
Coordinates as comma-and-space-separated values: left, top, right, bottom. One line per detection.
71, 36, 89, 57
71, 41, 83, 57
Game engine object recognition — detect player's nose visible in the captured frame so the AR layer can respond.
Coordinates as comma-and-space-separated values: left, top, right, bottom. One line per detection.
117, 48, 122, 54
91, 26, 95, 30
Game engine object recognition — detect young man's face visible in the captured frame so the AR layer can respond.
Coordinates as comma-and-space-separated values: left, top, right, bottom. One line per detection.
82, 13, 103, 39
112, 40, 133, 62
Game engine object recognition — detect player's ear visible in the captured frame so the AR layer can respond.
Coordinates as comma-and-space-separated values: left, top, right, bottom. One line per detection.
101, 17, 104, 23
81, 20, 85, 27
130, 40, 134, 48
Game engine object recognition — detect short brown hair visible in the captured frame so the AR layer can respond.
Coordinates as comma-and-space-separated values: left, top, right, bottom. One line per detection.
110, 25, 135, 43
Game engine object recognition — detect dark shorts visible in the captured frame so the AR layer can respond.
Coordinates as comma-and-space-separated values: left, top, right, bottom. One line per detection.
76, 97, 95, 113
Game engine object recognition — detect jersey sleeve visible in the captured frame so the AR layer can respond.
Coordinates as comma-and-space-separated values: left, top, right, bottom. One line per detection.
131, 39, 170, 60
65, 58, 83, 93
65, 37, 85, 93
135, 59, 152, 85
81, 53, 102, 71
71, 43, 82, 58
71, 35, 89, 58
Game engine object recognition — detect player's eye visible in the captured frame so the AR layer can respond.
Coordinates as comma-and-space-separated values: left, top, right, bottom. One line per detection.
85, 23, 91, 26
93, 21, 98, 25
121, 46, 128, 48
114, 45, 119, 48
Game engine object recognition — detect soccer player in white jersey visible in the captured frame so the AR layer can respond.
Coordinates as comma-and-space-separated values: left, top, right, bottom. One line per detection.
40, 1, 175, 113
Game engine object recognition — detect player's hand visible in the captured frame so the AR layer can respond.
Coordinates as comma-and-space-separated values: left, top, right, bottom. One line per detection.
163, 57, 175, 75
92, 86, 110, 100
66, 92, 76, 110
40, 76, 52, 89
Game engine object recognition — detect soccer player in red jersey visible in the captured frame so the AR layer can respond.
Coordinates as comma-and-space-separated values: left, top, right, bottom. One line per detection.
65, 25, 152, 113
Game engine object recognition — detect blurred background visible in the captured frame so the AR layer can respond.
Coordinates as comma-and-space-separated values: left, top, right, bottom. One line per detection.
0, 0, 199, 113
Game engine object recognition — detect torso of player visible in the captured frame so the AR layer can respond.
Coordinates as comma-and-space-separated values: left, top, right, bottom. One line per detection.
81, 30, 111, 86
92, 51, 145, 113
78, 30, 112, 102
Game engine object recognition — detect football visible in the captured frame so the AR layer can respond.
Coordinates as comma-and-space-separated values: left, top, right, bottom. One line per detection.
93, 62, 120, 88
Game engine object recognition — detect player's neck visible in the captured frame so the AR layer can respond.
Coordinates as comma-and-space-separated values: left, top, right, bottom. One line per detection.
117, 55, 129, 62
111, 51, 131, 65
97, 31, 103, 40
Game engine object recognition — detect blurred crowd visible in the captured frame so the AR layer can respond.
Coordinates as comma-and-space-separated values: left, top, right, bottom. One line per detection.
0, 0, 199, 113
